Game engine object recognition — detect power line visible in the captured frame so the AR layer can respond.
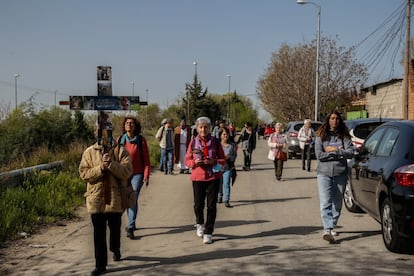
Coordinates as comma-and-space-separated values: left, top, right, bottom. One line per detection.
354, 1, 407, 81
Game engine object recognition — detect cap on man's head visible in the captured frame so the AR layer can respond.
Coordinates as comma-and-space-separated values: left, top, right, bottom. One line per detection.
161, 118, 167, 125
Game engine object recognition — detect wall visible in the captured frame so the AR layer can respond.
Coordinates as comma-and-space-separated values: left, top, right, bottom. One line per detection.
366, 81, 403, 118
409, 60, 414, 120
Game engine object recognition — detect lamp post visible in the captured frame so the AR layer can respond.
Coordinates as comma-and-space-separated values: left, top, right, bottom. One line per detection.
226, 74, 231, 123
297, 0, 320, 121
131, 81, 135, 97
14, 74, 20, 109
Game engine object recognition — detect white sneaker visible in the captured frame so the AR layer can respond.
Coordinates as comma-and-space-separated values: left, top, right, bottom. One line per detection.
196, 224, 204, 238
203, 234, 212, 244
322, 229, 334, 243
330, 229, 338, 236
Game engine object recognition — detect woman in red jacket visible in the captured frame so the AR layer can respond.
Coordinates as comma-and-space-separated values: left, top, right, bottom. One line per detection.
119, 117, 151, 240
185, 116, 226, 244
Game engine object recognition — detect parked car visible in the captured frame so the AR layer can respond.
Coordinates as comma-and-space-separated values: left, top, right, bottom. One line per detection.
285, 120, 322, 159
344, 120, 414, 253
345, 118, 398, 150
264, 124, 275, 139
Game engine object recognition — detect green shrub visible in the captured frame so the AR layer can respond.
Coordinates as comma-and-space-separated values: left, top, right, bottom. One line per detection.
0, 169, 85, 242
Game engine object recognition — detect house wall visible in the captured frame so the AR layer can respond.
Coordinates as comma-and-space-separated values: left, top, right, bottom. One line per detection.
366, 81, 403, 118
408, 60, 414, 120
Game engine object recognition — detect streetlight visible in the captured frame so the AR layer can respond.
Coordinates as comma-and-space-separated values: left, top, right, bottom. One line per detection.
131, 81, 135, 97
297, 0, 321, 121
226, 74, 231, 123
14, 74, 20, 109
193, 61, 198, 75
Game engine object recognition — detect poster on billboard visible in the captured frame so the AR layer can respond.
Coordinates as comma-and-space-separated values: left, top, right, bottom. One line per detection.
70, 96, 140, 110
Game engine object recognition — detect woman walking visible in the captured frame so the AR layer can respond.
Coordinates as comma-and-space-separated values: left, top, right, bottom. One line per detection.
185, 117, 226, 244
267, 122, 287, 181
119, 117, 151, 240
217, 127, 237, 207
314, 110, 354, 243
79, 124, 132, 275
236, 122, 256, 171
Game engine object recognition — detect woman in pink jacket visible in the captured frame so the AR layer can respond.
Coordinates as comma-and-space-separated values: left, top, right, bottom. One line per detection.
185, 116, 226, 244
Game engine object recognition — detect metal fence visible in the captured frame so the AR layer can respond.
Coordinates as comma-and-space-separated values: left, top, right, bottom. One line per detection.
0, 161, 64, 188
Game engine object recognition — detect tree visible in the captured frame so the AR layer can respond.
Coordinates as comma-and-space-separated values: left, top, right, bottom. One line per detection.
182, 73, 208, 124
257, 36, 368, 123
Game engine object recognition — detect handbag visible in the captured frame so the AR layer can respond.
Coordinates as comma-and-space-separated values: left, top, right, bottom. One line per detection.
120, 181, 136, 210
276, 150, 287, 161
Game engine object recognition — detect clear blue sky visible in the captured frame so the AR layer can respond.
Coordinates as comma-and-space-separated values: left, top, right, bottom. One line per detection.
0, 0, 409, 117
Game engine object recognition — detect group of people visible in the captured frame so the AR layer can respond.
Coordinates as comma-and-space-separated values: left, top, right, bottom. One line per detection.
155, 118, 194, 175
79, 115, 254, 275
265, 111, 354, 244
79, 110, 353, 275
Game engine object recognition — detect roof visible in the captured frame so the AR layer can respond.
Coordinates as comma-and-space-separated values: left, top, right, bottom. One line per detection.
362, 78, 403, 93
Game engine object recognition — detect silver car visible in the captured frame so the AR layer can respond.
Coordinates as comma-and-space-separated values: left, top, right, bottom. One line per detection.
285, 120, 322, 159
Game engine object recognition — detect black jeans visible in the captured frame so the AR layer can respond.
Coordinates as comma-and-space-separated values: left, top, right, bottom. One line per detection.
301, 144, 311, 170
243, 150, 253, 168
91, 212, 122, 269
192, 179, 220, 235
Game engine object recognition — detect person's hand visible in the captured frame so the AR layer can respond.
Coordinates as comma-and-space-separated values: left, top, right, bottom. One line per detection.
195, 159, 203, 166
205, 158, 215, 165
325, 146, 337, 152
143, 179, 149, 186
101, 153, 111, 171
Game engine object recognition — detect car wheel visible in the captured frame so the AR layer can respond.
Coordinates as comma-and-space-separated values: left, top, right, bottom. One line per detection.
343, 179, 363, 213
381, 198, 407, 253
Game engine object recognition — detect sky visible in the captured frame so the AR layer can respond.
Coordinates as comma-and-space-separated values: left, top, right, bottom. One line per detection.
0, 0, 409, 119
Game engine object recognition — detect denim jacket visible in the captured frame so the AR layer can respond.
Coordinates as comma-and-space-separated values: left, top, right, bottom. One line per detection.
315, 132, 354, 177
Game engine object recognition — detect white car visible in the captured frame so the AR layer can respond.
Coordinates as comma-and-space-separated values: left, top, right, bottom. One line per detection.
344, 118, 398, 150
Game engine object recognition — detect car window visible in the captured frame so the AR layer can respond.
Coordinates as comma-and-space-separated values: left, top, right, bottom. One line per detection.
353, 122, 384, 140
376, 127, 399, 157
293, 124, 303, 131
311, 123, 322, 131
361, 127, 386, 154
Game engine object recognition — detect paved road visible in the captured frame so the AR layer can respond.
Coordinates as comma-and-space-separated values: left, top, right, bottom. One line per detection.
2, 138, 414, 275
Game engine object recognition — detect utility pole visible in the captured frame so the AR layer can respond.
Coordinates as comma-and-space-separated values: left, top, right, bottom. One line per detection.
403, 0, 411, 119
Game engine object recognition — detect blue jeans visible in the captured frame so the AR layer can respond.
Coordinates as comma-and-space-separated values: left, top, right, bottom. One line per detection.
218, 170, 231, 201
317, 173, 347, 230
162, 148, 174, 172
159, 149, 165, 171
126, 173, 144, 230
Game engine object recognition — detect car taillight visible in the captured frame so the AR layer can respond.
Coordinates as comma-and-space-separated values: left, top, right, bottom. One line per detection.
290, 132, 298, 138
354, 141, 362, 150
394, 164, 414, 188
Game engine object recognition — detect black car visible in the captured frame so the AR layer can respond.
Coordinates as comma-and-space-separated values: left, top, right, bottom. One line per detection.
344, 120, 414, 253
285, 120, 322, 159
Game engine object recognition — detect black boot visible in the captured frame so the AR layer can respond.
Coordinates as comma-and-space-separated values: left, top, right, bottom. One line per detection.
91, 267, 106, 276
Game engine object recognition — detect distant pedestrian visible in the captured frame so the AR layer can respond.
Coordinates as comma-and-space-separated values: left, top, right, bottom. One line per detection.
236, 121, 256, 171
217, 127, 237, 207
298, 119, 315, 172
156, 118, 175, 174
79, 124, 132, 276
185, 116, 226, 244
118, 117, 151, 240
315, 110, 354, 243
174, 118, 192, 174
267, 122, 287, 181
158, 118, 167, 172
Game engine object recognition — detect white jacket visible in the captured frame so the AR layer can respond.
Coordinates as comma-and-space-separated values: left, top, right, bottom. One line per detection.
298, 126, 315, 150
